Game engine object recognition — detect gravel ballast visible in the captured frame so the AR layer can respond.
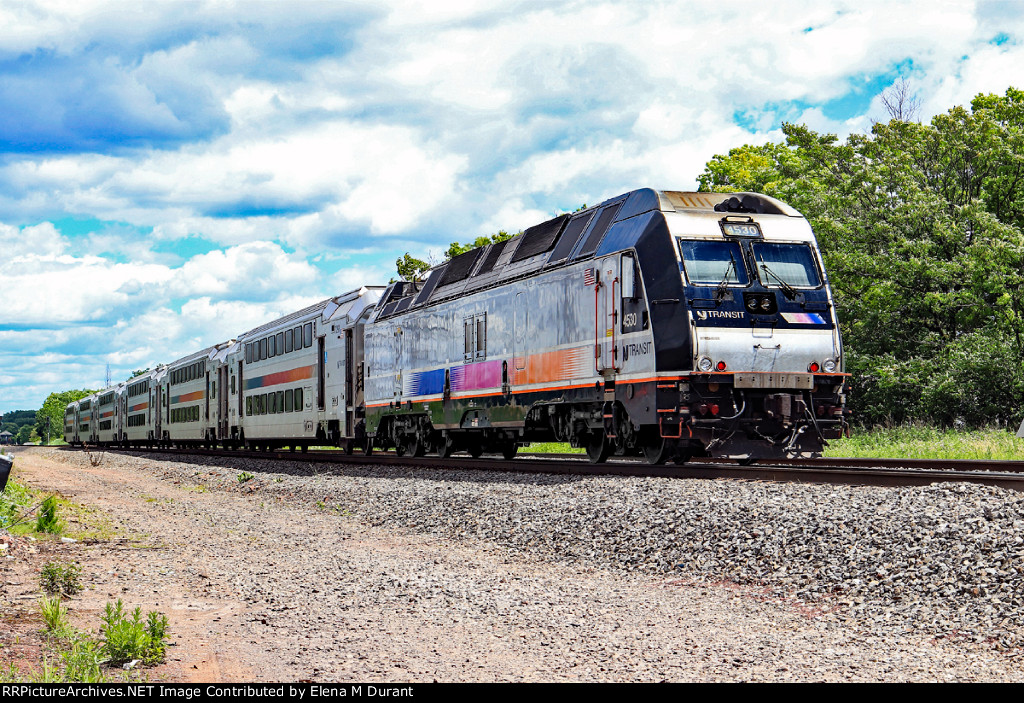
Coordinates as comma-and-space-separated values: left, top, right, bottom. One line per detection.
20, 447, 1024, 680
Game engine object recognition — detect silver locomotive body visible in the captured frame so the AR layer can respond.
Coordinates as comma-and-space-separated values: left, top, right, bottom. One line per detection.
364, 188, 848, 462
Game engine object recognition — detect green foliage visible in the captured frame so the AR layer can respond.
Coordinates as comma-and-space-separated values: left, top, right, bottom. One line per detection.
35, 389, 95, 444
101, 599, 169, 666
52, 635, 108, 683
0, 477, 31, 529
825, 426, 1024, 461
40, 561, 83, 597
395, 252, 431, 282
35, 495, 63, 534
39, 595, 70, 636
1, 409, 37, 441
236, 471, 254, 483
444, 230, 517, 260
698, 87, 1024, 427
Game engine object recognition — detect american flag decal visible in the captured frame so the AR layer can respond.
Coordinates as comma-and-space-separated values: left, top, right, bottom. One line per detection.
583, 268, 595, 286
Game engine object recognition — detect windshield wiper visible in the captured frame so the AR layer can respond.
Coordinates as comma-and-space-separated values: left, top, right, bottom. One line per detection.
758, 259, 797, 300
714, 253, 738, 303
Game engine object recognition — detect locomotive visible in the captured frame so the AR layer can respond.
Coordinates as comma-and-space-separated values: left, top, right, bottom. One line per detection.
66, 188, 849, 463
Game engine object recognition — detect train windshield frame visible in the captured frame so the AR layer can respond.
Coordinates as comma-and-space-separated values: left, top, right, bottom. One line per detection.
677, 239, 749, 286
750, 242, 822, 289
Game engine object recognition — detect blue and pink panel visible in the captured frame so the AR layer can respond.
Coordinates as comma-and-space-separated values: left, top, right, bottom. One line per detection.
403, 360, 504, 398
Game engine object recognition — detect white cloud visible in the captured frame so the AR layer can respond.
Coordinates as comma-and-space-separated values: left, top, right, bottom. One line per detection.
4, 0, 1024, 412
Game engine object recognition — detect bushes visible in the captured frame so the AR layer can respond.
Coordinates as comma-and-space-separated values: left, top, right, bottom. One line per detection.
101, 600, 169, 666
34, 496, 63, 534
40, 561, 83, 597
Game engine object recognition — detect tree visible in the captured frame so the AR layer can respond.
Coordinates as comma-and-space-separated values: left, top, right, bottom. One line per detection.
36, 389, 96, 444
395, 253, 431, 282
15, 425, 33, 445
697, 87, 1024, 427
880, 77, 922, 122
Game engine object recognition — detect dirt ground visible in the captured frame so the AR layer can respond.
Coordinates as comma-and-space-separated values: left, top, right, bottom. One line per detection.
3, 446, 1024, 683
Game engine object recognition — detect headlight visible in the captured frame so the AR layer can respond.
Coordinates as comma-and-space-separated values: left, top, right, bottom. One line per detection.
697, 356, 713, 372
822, 358, 837, 373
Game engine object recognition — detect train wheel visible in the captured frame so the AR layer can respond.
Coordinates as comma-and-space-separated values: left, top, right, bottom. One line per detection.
468, 440, 484, 459
342, 439, 354, 455
585, 432, 610, 464
436, 433, 455, 459
409, 433, 426, 458
738, 457, 757, 466
363, 439, 374, 456
500, 441, 518, 460
394, 437, 407, 457
641, 435, 670, 465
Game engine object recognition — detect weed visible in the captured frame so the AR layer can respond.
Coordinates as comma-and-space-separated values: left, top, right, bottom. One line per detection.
101, 600, 169, 666
237, 472, 254, 483
0, 478, 32, 530
35, 495, 63, 534
40, 561, 83, 597
39, 595, 70, 637
54, 634, 107, 683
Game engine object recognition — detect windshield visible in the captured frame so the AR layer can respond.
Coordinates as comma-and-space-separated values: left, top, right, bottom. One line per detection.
750, 242, 821, 288
678, 240, 749, 286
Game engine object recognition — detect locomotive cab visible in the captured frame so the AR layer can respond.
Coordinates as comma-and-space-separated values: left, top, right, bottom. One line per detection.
656, 194, 848, 458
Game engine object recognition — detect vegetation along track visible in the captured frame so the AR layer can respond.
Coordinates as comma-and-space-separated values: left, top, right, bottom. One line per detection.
66, 446, 1024, 492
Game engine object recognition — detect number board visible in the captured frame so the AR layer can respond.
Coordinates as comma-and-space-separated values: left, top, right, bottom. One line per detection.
720, 221, 762, 238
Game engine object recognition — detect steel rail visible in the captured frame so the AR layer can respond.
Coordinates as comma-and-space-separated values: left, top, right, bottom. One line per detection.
62, 445, 1024, 491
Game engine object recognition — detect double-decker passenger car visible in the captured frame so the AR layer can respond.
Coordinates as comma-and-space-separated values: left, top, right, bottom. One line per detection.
227, 287, 383, 450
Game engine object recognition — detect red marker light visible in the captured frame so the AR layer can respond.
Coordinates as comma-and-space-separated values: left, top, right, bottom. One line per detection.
808, 362, 820, 373
710, 404, 720, 416
716, 361, 727, 371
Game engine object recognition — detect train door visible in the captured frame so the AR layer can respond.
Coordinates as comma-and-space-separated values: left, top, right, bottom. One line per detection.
595, 255, 620, 374
218, 365, 229, 439
513, 292, 528, 382
393, 327, 403, 401
345, 329, 354, 437
318, 336, 326, 412
237, 361, 244, 420
324, 327, 347, 434
151, 385, 159, 440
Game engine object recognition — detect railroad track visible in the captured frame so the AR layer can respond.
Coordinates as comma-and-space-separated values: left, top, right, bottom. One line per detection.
62, 445, 1024, 492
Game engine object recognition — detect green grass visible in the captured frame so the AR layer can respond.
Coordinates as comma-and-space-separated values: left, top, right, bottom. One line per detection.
522, 441, 586, 454
527, 428, 1024, 461
824, 426, 1024, 461
39, 595, 71, 638
0, 477, 32, 530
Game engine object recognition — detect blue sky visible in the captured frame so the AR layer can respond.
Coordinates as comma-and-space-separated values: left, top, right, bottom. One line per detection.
1, 0, 1023, 413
